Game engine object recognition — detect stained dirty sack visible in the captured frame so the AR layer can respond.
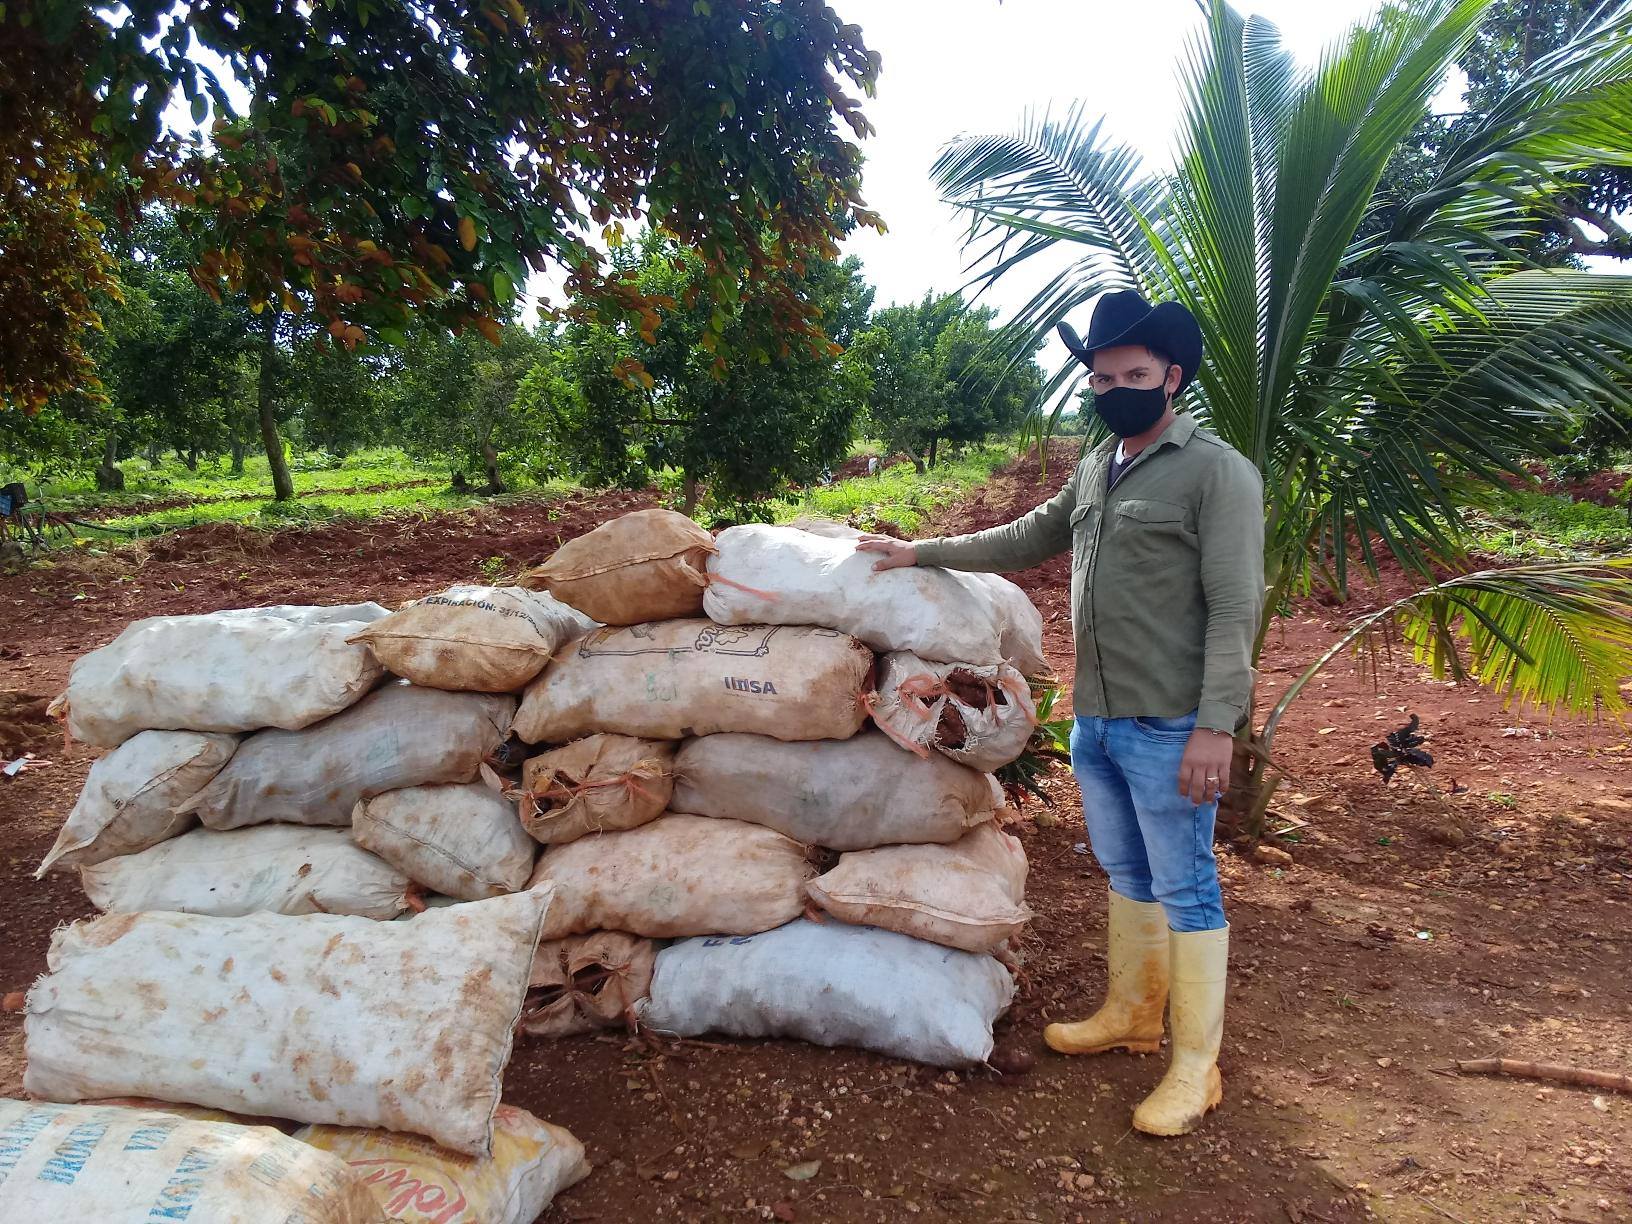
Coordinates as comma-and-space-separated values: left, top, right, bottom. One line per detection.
0, 1100, 383, 1223
786, 517, 1049, 675
349, 585, 594, 692
49, 605, 388, 748
80, 825, 412, 919
297, 1104, 590, 1224
806, 821, 1033, 954
529, 813, 811, 939
514, 620, 871, 744
522, 508, 716, 624
352, 778, 536, 901
670, 731, 1001, 850
702, 523, 1047, 671
184, 683, 515, 829
24, 889, 552, 1156
521, 932, 657, 1038
35, 729, 236, 876
639, 919, 1015, 1067
519, 734, 675, 844
872, 652, 1037, 772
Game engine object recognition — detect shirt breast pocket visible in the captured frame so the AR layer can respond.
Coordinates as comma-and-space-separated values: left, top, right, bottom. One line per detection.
1112, 498, 1197, 556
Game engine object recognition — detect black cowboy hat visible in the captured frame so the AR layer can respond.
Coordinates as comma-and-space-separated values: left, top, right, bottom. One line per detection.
1056, 290, 1203, 396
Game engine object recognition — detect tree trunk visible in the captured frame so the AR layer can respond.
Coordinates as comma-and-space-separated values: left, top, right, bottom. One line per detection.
95, 430, 125, 492
681, 472, 700, 516
927, 435, 940, 469
230, 431, 245, 476
257, 312, 295, 501
481, 441, 505, 495
183, 445, 199, 472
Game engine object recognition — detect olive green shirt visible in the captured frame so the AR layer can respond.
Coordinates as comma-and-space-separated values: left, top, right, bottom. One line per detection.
914, 415, 1264, 733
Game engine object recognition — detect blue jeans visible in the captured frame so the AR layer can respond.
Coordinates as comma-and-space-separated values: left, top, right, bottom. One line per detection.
1070, 712, 1226, 933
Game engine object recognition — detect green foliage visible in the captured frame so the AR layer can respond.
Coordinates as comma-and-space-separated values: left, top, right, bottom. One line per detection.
3, 0, 881, 410
382, 313, 551, 492
520, 234, 874, 518
1469, 484, 1632, 557
850, 294, 1043, 467
776, 445, 1013, 535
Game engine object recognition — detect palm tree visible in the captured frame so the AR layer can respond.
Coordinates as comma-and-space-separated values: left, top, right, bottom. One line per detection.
932, 0, 1632, 830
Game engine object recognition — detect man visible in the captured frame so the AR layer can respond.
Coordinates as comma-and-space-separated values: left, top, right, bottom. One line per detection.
859, 290, 1263, 1137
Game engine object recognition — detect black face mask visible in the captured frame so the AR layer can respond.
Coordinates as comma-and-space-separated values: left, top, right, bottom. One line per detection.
1092, 380, 1170, 438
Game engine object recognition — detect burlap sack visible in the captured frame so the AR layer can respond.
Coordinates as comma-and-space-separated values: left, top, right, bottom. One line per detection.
805, 821, 1033, 954
519, 734, 675, 844
521, 509, 715, 624
80, 825, 413, 919
352, 777, 537, 900
24, 890, 552, 1156
49, 606, 387, 748
670, 730, 1001, 850
514, 620, 872, 744
703, 523, 1048, 672
35, 729, 236, 876
349, 585, 595, 692
872, 652, 1037, 772
521, 932, 658, 1038
528, 813, 812, 939
183, 683, 515, 829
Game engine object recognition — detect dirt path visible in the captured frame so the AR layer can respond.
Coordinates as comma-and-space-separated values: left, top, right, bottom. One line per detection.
1, 462, 1627, 1222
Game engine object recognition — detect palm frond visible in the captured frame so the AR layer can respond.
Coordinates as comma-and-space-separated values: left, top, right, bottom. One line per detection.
1263, 560, 1632, 751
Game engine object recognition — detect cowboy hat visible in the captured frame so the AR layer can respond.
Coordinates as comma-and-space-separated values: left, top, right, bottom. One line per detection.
1056, 290, 1203, 396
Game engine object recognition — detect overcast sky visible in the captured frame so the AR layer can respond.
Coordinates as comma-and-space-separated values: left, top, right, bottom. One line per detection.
823, 0, 1443, 374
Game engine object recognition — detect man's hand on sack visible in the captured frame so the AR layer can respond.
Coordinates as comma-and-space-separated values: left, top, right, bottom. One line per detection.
856, 535, 918, 571
1179, 728, 1235, 805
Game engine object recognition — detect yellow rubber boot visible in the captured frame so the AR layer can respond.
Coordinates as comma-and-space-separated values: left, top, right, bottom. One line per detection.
1044, 890, 1168, 1056
1132, 925, 1228, 1136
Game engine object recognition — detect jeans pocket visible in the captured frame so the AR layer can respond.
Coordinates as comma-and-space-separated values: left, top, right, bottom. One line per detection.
1133, 711, 1198, 738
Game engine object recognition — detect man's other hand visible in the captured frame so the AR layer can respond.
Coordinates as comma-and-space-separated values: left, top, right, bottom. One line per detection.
1178, 728, 1234, 805
855, 535, 918, 571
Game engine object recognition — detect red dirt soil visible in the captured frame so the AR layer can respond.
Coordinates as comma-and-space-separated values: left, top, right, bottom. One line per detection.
1, 459, 1629, 1222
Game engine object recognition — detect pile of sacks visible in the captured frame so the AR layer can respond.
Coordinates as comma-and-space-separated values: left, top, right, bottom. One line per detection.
516, 510, 1044, 1066
12, 509, 1048, 1219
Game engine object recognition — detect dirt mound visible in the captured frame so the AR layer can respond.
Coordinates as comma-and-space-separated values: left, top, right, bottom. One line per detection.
0, 691, 56, 758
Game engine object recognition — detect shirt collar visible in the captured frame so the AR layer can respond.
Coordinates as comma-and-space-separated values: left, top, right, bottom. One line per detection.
1101, 413, 1198, 464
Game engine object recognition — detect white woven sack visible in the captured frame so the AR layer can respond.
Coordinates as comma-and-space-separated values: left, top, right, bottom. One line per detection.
703, 524, 1046, 671
183, 683, 515, 829
638, 919, 1015, 1067
24, 889, 553, 1156
80, 825, 413, 919
49, 605, 388, 748
353, 777, 536, 901
349, 585, 595, 692
872, 652, 1037, 772
297, 1104, 590, 1224
35, 729, 236, 877
670, 731, 1001, 850
216, 602, 391, 625
785, 518, 1049, 676
0, 1100, 384, 1222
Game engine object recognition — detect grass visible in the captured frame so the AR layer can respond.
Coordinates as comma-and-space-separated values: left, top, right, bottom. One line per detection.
775, 442, 1016, 535
1469, 483, 1632, 559
23, 447, 444, 515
